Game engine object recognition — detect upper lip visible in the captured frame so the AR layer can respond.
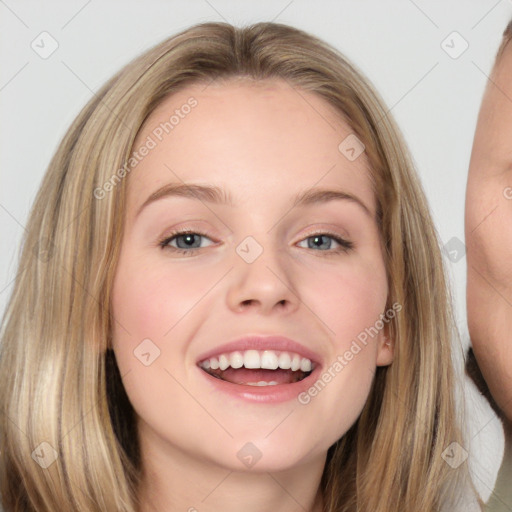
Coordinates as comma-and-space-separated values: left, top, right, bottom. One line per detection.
196, 335, 322, 365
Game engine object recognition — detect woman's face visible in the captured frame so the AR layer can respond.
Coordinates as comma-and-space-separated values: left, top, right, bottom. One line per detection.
111, 78, 393, 473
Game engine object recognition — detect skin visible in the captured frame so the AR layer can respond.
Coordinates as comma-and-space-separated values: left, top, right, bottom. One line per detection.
110, 78, 394, 512
466, 41, 512, 423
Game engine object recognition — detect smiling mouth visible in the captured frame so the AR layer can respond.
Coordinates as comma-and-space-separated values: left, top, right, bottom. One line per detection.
198, 349, 315, 386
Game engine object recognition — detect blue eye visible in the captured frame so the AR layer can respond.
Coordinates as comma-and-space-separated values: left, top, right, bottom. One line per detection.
159, 230, 214, 255
297, 233, 353, 253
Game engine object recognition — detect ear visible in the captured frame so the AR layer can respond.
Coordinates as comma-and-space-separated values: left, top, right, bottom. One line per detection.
376, 331, 394, 367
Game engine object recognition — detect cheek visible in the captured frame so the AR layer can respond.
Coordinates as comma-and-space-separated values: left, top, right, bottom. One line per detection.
109, 253, 216, 433
111, 252, 215, 343
304, 255, 388, 345
296, 264, 386, 443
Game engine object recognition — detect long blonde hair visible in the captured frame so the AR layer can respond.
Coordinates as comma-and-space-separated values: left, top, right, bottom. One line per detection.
0, 21, 481, 511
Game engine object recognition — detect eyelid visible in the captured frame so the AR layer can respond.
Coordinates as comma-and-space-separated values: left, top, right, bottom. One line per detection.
158, 228, 216, 248
157, 220, 217, 241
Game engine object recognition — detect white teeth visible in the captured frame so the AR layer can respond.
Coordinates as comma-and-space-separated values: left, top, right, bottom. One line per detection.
246, 381, 279, 386
244, 349, 261, 369
219, 354, 229, 371
300, 358, 312, 372
199, 349, 314, 373
261, 350, 279, 370
291, 354, 301, 371
278, 352, 292, 369
230, 351, 244, 369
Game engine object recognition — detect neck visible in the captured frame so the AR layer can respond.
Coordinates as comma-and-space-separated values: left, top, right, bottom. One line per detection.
137, 424, 326, 512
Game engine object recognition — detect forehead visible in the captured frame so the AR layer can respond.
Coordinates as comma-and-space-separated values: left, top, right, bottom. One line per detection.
126, 78, 375, 218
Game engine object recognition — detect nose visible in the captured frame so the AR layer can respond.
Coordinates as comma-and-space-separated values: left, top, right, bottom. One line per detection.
226, 239, 300, 316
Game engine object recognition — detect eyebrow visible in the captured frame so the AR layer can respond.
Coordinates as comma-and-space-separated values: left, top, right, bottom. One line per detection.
135, 182, 372, 218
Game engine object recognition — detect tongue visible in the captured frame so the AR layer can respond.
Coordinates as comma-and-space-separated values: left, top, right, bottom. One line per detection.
216, 367, 301, 385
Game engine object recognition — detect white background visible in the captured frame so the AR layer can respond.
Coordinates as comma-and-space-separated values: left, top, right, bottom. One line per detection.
1, 0, 510, 503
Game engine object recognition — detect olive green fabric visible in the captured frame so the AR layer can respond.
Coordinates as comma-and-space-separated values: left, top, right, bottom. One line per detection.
486, 426, 512, 511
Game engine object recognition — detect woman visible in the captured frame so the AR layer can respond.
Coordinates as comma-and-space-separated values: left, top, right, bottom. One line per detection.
0, 21, 481, 511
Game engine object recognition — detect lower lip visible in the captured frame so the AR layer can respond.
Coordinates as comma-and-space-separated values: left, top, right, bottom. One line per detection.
197, 364, 322, 404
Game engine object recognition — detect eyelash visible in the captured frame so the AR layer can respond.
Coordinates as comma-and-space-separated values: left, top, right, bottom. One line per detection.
158, 229, 354, 256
